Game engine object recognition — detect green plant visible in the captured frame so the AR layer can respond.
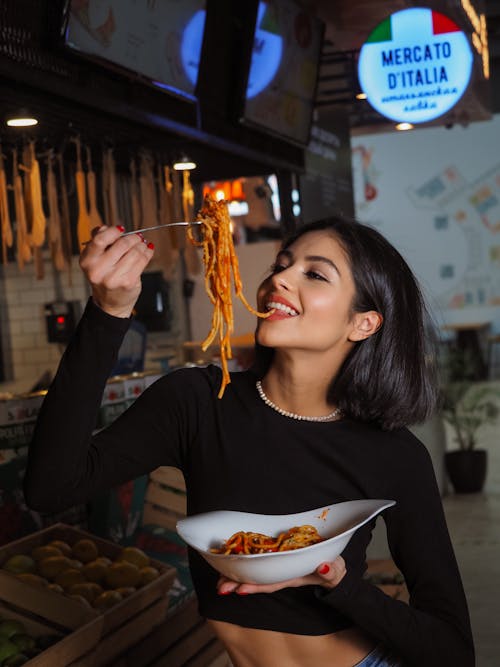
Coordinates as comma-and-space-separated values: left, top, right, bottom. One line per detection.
441, 346, 500, 450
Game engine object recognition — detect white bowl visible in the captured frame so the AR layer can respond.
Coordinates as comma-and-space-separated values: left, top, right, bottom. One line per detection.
176, 499, 395, 584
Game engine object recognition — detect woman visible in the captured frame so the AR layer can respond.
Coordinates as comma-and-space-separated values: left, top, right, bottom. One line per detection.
25, 218, 474, 667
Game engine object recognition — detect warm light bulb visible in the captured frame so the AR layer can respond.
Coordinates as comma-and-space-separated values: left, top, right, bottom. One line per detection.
6, 116, 38, 127
173, 155, 197, 170
215, 190, 225, 201
395, 122, 414, 131
356, 92, 367, 100
173, 160, 196, 170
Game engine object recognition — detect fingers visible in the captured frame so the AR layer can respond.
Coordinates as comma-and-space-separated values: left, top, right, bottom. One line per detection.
81, 226, 153, 280
216, 576, 283, 596
216, 556, 347, 597
79, 224, 155, 318
217, 577, 241, 595
315, 556, 347, 589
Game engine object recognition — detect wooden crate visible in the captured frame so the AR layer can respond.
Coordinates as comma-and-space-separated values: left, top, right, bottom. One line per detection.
113, 596, 202, 665
0, 523, 176, 634
104, 596, 230, 667
0, 600, 102, 667
142, 467, 187, 532
184, 643, 232, 667
70, 596, 169, 667
150, 619, 221, 667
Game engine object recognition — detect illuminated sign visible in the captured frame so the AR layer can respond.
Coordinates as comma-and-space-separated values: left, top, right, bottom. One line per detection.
358, 7, 473, 124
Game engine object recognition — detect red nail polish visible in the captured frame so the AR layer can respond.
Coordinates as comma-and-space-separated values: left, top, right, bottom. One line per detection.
117, 225, 125, 232
319, 564, 330, 575
236, 590, 249, 595
218, 590, 231, 595
136, 232, 144, 239
147, 242, 155, 250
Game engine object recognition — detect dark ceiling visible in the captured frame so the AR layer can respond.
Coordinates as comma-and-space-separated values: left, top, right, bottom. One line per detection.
310, 0, 500, 132
0, 0, 498, 177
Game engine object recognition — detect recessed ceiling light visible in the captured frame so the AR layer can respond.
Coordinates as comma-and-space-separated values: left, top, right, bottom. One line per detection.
395, 122, 414, 131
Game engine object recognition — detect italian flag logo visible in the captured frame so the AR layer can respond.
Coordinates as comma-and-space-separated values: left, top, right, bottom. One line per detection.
358, 8, 473, 123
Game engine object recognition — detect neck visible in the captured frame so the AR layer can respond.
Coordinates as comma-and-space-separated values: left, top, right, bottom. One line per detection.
262, 353, 340, 417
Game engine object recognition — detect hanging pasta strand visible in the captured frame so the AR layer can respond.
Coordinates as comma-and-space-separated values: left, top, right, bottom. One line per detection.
148, 161, 178, 280
74, 137, 91, 250
29, 141, 46, 248
46, 151, 65, 271
0, 144, 13, 264
12, 148, 31, 270
187, 195, 270, 398
86, 145, 104, 229
129, 158, 141, 231
182, 169, 200, 276
58, 153, 73, 285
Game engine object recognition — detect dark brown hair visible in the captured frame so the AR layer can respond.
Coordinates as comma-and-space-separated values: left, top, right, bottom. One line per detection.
252, 217, 439, 430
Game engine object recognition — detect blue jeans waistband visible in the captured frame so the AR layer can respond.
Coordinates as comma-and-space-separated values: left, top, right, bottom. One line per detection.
353, 644, 403, 667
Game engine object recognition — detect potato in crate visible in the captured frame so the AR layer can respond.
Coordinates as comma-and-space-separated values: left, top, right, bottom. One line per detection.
0, 523, 176, 635
0, 599, 101, 666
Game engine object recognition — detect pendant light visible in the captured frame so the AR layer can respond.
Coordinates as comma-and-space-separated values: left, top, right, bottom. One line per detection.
173, 153, 197, 170
5, 109, 38, 127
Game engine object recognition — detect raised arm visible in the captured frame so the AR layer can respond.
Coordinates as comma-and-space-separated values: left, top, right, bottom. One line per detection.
24, 225, 155, 511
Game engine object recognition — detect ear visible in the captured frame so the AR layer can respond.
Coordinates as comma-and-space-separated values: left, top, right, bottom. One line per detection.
348, 310, 383, 342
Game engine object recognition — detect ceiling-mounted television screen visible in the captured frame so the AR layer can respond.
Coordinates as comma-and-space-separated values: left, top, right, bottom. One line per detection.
242, 0, 324, 146
63, 0, 207, 100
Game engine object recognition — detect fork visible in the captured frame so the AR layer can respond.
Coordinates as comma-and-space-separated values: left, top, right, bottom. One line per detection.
82, 221, 201, 245
121, 221, 201, 236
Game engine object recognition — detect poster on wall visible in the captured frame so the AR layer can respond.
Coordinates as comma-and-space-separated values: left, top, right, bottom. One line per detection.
300, 108, 354, 222
351, 115, 500, 325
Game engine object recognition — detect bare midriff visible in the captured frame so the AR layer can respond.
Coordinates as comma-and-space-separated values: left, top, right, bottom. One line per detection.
208, 619, 377, 667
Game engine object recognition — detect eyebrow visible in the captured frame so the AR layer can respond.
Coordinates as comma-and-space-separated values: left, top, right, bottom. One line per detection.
278, 249, 341, 276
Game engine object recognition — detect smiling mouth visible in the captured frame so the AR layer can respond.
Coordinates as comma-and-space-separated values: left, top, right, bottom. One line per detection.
265, 301, 299, 316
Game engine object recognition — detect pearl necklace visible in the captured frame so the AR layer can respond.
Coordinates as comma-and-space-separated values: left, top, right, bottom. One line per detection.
256, 381, 341, 422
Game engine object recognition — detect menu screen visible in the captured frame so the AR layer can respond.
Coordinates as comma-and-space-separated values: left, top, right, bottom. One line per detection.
243, 0, 323, 145
64, 0, 207, 99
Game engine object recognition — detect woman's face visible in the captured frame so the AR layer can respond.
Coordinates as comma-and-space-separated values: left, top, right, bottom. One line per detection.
256, 230, 361, 357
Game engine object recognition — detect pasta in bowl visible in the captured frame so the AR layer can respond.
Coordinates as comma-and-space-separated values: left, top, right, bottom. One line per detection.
176, 499, 396, 584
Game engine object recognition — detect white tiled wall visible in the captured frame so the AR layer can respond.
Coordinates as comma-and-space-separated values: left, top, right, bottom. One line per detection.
1, 239, 273, 394
0, 253, 90, 394
0, 251, 190, 395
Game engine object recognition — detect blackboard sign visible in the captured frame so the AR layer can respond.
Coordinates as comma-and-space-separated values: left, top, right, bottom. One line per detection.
300, 108, 354, 222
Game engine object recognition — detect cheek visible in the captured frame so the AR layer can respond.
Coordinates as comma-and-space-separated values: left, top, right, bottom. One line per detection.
310, 294, 351, 325
256, 280, 270, 308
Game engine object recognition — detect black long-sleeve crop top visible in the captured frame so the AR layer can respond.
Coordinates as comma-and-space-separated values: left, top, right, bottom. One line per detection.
24, 299, 474, 667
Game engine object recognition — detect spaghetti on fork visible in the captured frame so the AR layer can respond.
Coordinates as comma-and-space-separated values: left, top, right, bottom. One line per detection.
188, 196, 270, 398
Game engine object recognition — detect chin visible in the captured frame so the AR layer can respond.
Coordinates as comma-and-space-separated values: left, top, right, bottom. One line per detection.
255, 326, 273, 349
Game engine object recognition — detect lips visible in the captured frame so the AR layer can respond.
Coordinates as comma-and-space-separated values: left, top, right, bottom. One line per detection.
264, 296, 299, 317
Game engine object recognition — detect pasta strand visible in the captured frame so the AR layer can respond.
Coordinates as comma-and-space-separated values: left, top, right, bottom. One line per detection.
188, 196, 270, 397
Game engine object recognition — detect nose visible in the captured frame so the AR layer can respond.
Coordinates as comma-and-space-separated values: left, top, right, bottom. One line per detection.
270, 268, 292, 291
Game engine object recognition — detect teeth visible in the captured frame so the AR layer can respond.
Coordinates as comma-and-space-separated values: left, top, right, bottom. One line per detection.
266, 301, 298, 316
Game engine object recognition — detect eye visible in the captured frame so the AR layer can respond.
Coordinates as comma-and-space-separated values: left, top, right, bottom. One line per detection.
305, 270, 328, 281
269, 262, 287, 275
